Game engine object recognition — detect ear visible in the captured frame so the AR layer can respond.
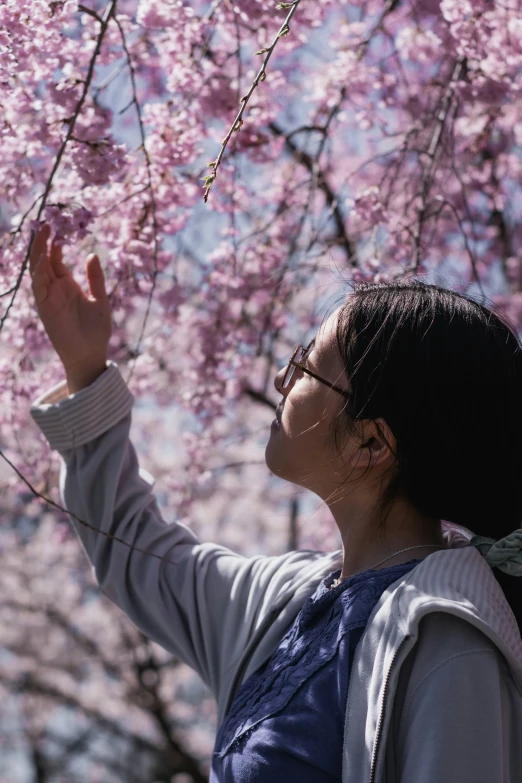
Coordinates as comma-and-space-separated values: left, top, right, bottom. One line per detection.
349, 417, 397, 470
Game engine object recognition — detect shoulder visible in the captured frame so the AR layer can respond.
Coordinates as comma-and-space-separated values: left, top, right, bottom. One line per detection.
397, 611, 505, 710
413, 610, 501, 662
394, 612, 510, 735
389, 547, 522, 665
388, 613, 522, 783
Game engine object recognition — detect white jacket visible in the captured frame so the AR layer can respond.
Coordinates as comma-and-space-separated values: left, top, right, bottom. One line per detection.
30, 362, 522, 782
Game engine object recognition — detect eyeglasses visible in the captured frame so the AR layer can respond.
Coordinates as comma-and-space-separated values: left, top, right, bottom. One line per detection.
282, 340, 351, 398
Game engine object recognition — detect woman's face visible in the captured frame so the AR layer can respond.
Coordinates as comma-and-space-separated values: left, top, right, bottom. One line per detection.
265, 307, 353, 496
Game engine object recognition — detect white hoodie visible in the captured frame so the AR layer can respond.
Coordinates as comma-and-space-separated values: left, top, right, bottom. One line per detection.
30, 362, 522, 783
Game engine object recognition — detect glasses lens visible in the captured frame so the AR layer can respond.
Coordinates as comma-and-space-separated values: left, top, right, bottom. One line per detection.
282, 346, 304, 389
282, 364, 295, 389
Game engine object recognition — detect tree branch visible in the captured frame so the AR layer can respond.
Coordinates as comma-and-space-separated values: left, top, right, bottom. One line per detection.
0, 0, 118, 332
111, 13, 164, 386
269, 122, 357, 264
202, 0, 302, 200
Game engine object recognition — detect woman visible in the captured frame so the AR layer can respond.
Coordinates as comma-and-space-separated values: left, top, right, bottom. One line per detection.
29, 221, 522, 782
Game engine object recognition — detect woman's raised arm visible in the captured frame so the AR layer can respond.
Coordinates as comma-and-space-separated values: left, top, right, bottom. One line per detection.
28, 224, 335, 713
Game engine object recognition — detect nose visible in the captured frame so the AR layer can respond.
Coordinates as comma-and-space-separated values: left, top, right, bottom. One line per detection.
274, 364, 289, 396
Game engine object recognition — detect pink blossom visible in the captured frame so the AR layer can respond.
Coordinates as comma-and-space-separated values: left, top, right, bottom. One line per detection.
396, 26, 442, 63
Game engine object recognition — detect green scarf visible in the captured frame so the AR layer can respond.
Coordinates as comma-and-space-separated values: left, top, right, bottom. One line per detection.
471, 530, 522, 577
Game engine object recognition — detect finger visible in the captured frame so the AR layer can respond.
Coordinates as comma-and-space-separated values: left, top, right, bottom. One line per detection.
86, 254, 107, 300
31, 253, 52, 284
31, 255, 51, 306
30, 244, 56, 284
49, 236, 69, 279
29, 223, 51, 276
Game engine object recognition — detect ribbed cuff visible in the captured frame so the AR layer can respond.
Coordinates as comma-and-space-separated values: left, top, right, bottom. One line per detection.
30, 361, 135, 452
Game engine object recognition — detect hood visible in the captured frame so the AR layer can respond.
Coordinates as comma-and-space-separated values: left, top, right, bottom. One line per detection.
343, 530, 522, 783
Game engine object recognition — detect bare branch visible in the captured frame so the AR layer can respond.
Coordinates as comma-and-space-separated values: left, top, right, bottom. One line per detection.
0, 446, 181, 567
413, 57, 466, 270
110, 13, 163, 387
1, 672, 160, 754
202, 0, 301, 200
1, 598, 125, 681
243, 386, 277, 410
132, 642, 208, 783
77, 4, 104, 24
269, 122, 357, 264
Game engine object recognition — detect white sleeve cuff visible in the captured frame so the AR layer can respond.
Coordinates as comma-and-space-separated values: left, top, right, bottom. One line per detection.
30, 361, 135, 451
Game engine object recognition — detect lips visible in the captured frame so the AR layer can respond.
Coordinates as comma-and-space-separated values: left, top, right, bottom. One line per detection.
275, 405, 283, 423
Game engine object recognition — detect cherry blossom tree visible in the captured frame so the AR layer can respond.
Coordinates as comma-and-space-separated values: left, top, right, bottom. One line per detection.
0, 493, 217, 782
1, 0, 522, 522
1, 0, 522, 777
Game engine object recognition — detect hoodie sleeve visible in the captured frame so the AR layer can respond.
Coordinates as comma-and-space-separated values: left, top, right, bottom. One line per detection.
30, 362, 326, 702
396, 613, 517, 783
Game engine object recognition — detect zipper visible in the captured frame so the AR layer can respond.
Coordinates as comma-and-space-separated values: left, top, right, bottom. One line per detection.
368, 638, 407, 783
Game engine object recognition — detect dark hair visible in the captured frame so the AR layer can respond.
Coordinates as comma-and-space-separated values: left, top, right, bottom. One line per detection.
330, 279, 522, 634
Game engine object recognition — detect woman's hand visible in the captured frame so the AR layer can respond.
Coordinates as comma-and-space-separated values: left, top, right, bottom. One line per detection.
29, 223, 112, 392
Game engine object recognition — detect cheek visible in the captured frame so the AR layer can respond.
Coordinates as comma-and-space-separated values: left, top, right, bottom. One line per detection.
282, 391, 330, 442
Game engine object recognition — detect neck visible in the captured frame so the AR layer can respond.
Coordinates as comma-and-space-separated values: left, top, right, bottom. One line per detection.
330, 496, 445, 579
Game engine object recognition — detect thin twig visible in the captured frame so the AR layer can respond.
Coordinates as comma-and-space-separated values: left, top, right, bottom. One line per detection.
203, 0, 227, 23
96, 185, 150, 217
270, 122, 357, 263
77, 4, 103, 24
0, 192, 45, 256
209, 459, 265, 472
111, 14, 163, 386
413, 57, 465, 270
0, 672, 163, 755
1, 599, 123, 682
0, 0, 117, 333
0, 446, 181, 567
202, 0, 301, 201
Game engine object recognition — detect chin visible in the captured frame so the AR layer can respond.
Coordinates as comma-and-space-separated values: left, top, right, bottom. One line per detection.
264, 432, 287, 478
265, 436, 303, 487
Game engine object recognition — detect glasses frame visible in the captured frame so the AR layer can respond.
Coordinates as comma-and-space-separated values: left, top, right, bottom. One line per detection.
282, 341, 351, 399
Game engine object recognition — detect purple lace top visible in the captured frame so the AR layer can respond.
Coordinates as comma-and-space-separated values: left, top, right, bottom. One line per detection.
210, 559, 420, 782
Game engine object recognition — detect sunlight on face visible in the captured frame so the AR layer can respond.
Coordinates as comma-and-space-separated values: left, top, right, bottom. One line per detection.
265, 306, 351, 493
